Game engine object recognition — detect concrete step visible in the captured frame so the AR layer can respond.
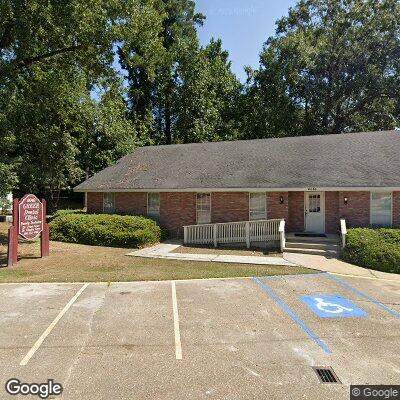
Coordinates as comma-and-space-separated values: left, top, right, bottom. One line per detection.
283, 247, 340, 256
286, 235, 339, 244
284, 241, 340, 251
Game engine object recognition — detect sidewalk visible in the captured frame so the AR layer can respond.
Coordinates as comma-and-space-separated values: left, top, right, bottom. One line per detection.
283, 252, 400, 282
127, 242, 400, 282
127, 243, 297, 267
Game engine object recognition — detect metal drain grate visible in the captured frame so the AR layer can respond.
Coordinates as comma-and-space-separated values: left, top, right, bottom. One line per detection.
313, 367, 341, 384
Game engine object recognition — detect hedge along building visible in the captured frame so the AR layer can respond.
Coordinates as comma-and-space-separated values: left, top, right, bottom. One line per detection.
74, 131, 400, 241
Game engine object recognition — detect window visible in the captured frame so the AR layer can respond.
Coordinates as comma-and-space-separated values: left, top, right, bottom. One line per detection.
308, 194, 321, 213
249, 193, 266, 220
147, 193, 160, 219
196, 193, 211, 224
371, 192, 392, 227
103, 193, 115, 214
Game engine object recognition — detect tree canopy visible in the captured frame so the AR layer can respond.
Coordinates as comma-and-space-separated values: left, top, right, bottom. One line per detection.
0, 0, 158, 203
1, 0, 399, 205
244, 0, 400, 138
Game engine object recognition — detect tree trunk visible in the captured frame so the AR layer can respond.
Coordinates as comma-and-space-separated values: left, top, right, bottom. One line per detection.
49, 189, 61, 213
165, 103, 172, 144
84, 167, 90, 211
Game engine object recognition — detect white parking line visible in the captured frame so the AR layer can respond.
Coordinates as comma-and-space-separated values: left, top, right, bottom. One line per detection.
171, 281, 182, 360
20, 283, 89, 366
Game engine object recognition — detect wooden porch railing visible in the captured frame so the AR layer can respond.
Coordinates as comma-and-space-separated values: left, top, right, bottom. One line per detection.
183, 219, 284, 249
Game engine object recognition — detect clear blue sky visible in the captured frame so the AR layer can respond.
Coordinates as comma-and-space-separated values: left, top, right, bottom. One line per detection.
195, 0, 297, 82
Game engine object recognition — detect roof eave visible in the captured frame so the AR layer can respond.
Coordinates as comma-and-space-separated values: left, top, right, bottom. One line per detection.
74, 186, 400, 193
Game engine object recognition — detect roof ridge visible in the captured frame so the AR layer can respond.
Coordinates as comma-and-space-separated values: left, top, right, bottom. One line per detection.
135, 130, 398, 151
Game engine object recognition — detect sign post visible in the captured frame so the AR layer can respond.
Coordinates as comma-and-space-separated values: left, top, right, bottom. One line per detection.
40, 199, 50, 257
7, 194, 49, 267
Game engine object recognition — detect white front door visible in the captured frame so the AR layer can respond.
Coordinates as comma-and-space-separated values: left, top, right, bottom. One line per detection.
305, 192, 325, 233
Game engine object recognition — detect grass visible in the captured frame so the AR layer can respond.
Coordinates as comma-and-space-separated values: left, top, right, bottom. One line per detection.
0, 223, 314, 282
173, 245, 280, 257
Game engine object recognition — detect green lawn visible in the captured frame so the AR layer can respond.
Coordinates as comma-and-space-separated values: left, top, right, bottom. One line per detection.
0, 223, 314, 282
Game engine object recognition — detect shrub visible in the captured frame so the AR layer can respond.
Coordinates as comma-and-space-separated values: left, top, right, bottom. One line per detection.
50, 213, 165, 248
341, 228, 400, 274
47, 209, 85, 223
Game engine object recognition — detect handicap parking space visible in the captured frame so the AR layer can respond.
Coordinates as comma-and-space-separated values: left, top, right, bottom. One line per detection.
0, 274, 399, 399
175, 278, 345, 399
256, 273, 400, 329
177, 278, 329, 367
253, 273, 400, 384
327, 275, 400, 315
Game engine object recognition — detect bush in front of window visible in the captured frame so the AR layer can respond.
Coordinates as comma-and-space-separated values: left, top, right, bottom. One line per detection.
47, 209, 86, 223
341, 228, 400, 274
50, 213, 166, 248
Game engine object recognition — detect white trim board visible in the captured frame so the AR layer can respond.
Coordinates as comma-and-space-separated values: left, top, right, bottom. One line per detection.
76, 187, 400, 193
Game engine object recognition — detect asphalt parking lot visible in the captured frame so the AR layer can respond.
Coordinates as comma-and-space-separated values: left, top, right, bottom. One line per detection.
0, 273, 399, 400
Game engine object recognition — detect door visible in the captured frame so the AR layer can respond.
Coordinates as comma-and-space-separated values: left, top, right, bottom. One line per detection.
305, 192, 325, 233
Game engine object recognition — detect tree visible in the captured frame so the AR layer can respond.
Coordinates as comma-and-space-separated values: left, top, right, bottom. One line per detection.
245, 0, 400, 138
120, 1, 242, 145
3, 67, 86, 206
0, 0, 163, 81
1, 66, 137, 209
119, 0, 206, 144
0, 162, 17, 197
0, 104, 18, 196
174, 39, 242, 143
0, 0, 160, 202
75, 81, 137, 184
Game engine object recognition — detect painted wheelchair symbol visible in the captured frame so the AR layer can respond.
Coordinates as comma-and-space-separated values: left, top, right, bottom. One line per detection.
300, 295, 368, 318
313, 297, 353, 314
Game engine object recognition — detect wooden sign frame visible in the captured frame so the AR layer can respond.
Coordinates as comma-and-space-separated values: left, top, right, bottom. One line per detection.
7, 196, 50, 267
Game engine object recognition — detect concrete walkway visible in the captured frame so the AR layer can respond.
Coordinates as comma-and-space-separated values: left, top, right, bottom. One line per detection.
127, 242, 400, 282
127, 243, 297, 267
283, 252, 400, 282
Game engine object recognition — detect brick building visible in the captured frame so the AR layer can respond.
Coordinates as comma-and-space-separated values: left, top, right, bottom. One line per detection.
75, 131, 400, 238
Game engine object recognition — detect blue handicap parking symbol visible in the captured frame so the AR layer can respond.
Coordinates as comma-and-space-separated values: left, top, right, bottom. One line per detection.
300, 294, 368, 318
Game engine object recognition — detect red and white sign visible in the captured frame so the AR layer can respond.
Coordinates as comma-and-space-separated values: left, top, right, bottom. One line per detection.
18, 194, 44, 240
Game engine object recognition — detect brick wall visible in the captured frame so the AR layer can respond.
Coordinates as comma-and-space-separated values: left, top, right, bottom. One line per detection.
393, 191, 400, 228
115, 192, 147, 215
212, 192, 288, 223
160, 192, 196, 238
87, 192, 103, 213
325, 191, 339, 233
86, 190, 400, 237
338, 191, 370, 228
267, 192, 288, 221
212, 192, 249, 223
288, 192, 304, 232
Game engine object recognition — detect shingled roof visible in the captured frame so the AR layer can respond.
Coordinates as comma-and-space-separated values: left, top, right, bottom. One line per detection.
74, 130, 400, 191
